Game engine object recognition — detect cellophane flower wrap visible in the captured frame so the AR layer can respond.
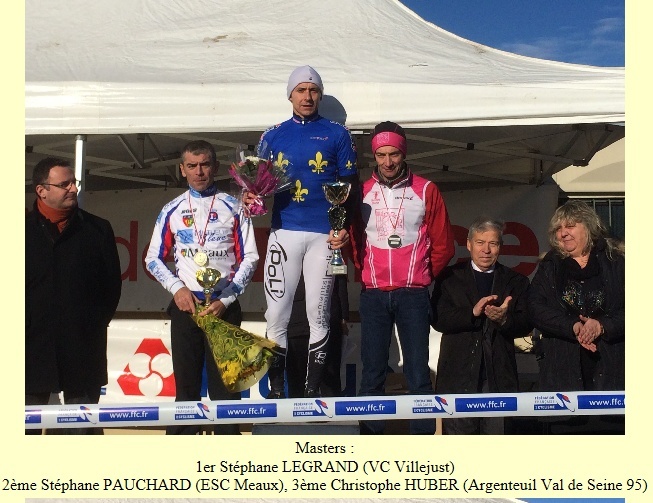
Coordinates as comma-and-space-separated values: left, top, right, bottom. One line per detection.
192, 311, 278, 392
228, 155, 292, 216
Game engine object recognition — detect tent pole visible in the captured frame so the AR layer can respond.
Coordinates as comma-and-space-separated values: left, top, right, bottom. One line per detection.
75, 135, 87, 207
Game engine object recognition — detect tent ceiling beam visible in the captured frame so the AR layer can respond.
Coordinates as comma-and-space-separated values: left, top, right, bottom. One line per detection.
406, 133, 577, 165
536, 129, 585, 185
90, 166, 170, 187
27, 146, 134, 169
360, 154, 519, 182
408, 157, 530, 184
118, 135, 145, 170
539, 127, 614, 183
26, 135, 107, 153
144, 134, 165, 162
158, 132, 250, 151
577, 128, 615, 165
412, 166, 529, 184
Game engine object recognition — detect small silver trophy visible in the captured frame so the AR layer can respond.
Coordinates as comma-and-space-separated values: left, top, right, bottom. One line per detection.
322, 181, 352, 275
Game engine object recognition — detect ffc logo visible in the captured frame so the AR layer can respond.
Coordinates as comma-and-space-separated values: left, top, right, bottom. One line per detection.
196, 402, 214, 421
434, 396, 454, 415
117, 338, 176, 397
555, 393, 576, 412
208, 211, 218, 222
314, 400, 333, 418
79, 406, 97, 424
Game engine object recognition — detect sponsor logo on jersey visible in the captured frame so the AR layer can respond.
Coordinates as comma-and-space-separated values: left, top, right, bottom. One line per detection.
265, 242, 287, 301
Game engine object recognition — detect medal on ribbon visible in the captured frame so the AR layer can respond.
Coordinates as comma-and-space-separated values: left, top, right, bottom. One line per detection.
388, 235, 402, 248
194, 251, 208, 267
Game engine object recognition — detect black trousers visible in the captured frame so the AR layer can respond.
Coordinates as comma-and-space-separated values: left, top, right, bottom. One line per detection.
166, 300, 242, 435
26, 388, 103, 435
286, 314, 344, 398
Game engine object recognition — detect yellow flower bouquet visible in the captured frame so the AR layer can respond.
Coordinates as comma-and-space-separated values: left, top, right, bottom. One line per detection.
192, 312, 277, 392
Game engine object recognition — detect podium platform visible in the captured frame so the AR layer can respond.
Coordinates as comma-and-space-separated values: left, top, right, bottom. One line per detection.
251, 421, 360, 435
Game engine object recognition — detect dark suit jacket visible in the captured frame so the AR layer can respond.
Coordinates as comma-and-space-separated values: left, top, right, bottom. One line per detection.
26, 205, 122, 394
431, 260, 532, 394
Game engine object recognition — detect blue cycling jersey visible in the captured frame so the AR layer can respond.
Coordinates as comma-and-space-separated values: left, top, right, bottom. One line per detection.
257, 113, 357, 233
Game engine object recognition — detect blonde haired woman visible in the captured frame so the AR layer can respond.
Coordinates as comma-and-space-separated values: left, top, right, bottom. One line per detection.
529, 200, 624, 393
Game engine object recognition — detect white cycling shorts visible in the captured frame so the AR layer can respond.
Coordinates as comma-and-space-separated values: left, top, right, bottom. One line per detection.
264, 228, 334, 349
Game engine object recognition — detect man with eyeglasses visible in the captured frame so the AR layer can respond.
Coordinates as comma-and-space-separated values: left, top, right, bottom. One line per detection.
25, 157, 122, 434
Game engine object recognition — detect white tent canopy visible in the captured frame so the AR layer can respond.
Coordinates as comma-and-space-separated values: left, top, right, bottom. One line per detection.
25, 0, 624, 189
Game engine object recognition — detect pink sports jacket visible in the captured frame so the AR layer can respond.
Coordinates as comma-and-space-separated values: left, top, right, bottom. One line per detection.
352, 168, 454, 289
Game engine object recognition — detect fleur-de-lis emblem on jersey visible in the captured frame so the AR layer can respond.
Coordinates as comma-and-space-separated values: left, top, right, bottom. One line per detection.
292, 180, 308, 202
274, 152, 289, 172
309, 152, 328, 174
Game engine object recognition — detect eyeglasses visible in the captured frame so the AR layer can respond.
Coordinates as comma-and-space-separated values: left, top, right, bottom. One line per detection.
41, 179, 81, 191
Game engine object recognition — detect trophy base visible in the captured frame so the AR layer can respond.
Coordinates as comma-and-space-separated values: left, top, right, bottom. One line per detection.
327, 264, 347, 276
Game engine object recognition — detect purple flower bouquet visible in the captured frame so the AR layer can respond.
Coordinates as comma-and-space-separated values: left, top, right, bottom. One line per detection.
229, 155, 292, 216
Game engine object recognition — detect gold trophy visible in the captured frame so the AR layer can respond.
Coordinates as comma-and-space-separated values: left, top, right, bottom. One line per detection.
193, 265, 277, 392
323, 181, 351, 275
196, 266, 221, 307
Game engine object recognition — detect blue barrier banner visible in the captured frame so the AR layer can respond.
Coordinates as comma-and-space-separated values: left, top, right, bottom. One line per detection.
98, 406, 160, 422
455, 396, 518, 413
335, 399, 397, 417
25, 390, 624, 429
25, 410, 42, 424
216, 403, 277, 419
577, 393, 625, 410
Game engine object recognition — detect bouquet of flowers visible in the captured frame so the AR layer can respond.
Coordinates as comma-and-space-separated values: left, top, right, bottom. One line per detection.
193, 310, 278, 392
229, 151, 292, 216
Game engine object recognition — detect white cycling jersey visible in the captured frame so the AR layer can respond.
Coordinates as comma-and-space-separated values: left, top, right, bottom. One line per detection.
145, 185, 259, 307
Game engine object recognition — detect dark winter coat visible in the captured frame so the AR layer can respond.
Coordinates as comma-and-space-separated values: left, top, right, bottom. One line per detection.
431, 260, 532, 394
25, 205, 122, 394
527, 241, 625, 391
